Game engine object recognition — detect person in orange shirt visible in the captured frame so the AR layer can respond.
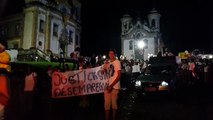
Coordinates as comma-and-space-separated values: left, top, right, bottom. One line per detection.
0, 37, 10, 120
0, 38, 11, 73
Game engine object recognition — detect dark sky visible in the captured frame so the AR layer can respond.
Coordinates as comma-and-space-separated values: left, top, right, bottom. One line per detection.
1, 0, 212, 56
80, 0, 213, 56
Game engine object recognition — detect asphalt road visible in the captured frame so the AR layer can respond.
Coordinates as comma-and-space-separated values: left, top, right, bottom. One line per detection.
129, 87, 213, 120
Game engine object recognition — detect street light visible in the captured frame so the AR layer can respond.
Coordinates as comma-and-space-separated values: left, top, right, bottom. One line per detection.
102, 55, 106, 59
137, 41, 145, 49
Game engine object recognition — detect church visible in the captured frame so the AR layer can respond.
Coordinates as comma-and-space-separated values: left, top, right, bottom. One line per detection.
0, 0, 81, 59
121, 8, 164, 60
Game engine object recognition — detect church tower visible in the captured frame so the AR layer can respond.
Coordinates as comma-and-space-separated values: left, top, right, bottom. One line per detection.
147, 8, 161, 32
120, 14, 132, 35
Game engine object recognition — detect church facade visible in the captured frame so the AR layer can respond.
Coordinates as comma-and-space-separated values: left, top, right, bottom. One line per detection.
0, 0, 81, 58
121, 9, 164, 60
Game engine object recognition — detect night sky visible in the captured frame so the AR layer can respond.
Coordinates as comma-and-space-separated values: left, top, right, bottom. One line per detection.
81, 0, 213, 56
1, 0, 213, 56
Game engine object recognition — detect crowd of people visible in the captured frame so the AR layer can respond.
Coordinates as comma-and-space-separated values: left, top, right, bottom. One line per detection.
1, 35, 213, 120
176, 57, 213, 88
0, 41, 124, 120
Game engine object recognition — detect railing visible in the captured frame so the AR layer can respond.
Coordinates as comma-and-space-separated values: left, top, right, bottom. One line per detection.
17, 48, 50, 62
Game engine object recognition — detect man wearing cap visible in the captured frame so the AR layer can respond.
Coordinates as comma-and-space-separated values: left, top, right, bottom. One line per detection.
0, 39, 11, 73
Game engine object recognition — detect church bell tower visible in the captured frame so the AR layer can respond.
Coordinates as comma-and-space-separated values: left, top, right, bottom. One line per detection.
121, 14, 132, 35
148, 8, 161, 32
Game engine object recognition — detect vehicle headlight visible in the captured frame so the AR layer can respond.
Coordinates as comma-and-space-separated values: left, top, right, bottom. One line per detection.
161, 81, 168, 86
135, 80, 141, 87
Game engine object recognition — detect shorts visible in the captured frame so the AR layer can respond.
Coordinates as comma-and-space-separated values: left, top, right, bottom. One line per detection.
104, 89, 119, 110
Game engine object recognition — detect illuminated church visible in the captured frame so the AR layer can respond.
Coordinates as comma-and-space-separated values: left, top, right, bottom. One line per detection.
0, 0, 81, 59
121, 8, 164, 60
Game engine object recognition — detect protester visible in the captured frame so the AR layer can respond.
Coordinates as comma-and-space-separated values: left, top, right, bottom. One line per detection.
124, 61, 132, 89
90, 53, 96, 67
64, 64, 70, 71
102, 49, 121, 120
46, 65, 53, 97
0, 38, 11, 73
163, 48, 174, 56
23, 65, 37, 120
204, 59, 210, 85
70, 52, 79, 70
47, 65, 53, 78
0, 37, 10, 120
132, 61, 141, 78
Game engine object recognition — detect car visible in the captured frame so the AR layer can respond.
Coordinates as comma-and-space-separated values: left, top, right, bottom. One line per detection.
135, 56, 177, 94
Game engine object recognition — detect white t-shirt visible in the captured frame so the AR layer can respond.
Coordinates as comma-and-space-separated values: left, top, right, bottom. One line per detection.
108, 60, 121, 90
24, 72, 37, 91
132, 64, 141, 73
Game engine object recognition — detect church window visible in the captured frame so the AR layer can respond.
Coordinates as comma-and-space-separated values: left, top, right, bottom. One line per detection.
15, 23, 20, 35
76, 7, 80, 20
129, 41, 133, 50
151, 19, 155, 27
75, 35, 79, 46
53, 23, 58, 37
13, 42, 19, 49
124, 23, 128, 30
71, 6, 75, 15
69, 30, 73, 43
38, 41, 42, 46
39, 19, 45, 33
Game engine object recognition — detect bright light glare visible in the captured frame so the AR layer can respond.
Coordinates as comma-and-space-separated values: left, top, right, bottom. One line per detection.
137, 41, 145, 49
135, 80, 141, 87
209, 55, 213, 59
161, 81, 168, 86
102, 55, 106, 59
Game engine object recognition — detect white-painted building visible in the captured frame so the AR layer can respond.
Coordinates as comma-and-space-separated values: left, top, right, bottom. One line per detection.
0, 0, 81, 58
121, 8, 164, 60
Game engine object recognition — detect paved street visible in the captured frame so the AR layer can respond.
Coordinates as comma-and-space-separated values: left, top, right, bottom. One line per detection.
130, 87, 213, 120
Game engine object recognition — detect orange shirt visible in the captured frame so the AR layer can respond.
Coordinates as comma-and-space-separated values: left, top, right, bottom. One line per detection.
0, 51, 11, 72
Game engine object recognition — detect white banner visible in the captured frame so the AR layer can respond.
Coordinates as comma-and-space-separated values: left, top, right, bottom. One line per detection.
52, 66, 109, 98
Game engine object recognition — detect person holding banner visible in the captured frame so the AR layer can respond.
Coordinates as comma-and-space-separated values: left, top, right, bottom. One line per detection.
102, 49, 121, 120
